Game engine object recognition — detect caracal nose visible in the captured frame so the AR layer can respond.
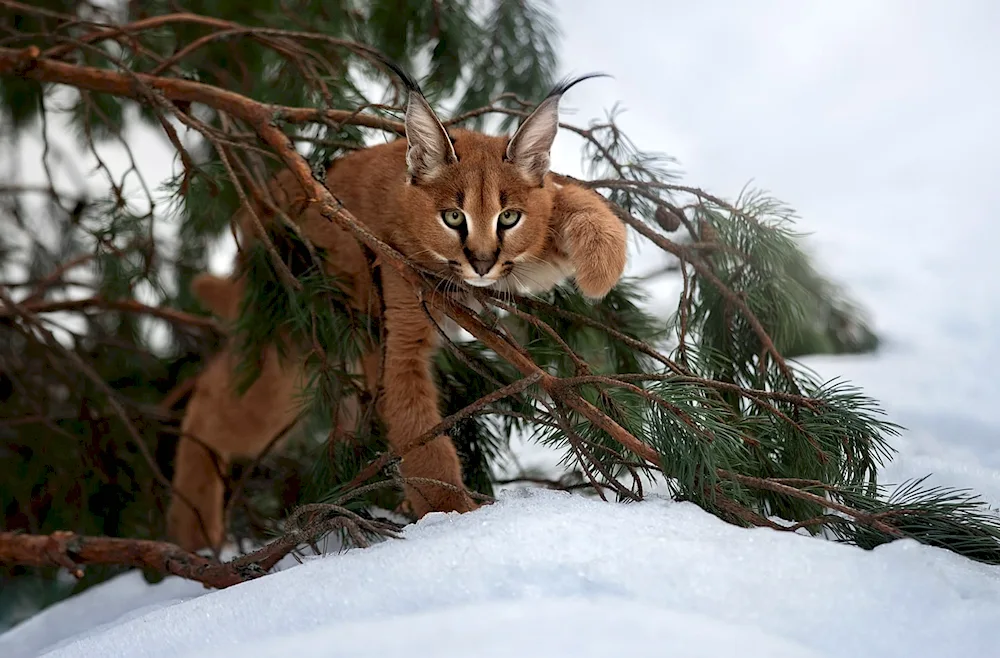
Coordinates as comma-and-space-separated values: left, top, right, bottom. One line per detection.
470, 256, 497, 276
466, 248, 498, 276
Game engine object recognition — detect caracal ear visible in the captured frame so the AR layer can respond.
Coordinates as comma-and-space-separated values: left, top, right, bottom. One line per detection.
403, 91, 457, 183
355, 45, 457, 183
505, 73, 611, 185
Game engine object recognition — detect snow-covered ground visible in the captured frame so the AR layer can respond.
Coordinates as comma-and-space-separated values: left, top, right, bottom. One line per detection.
4, 2, 1000, 656
6, 490, 1000, 658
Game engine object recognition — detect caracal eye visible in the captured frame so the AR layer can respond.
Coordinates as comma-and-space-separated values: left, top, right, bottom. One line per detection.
440, 209, 466, 228
498, 209, 522, 228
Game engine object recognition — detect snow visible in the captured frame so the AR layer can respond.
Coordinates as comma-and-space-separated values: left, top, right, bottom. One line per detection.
5, 490, 1000, 658
4, 2, 1000, 656
2, 572, 208, 658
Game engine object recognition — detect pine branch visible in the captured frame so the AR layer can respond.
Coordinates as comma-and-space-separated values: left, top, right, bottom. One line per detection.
0, 45, 403, 133
2, 296, 222, 331
0, 531, 249, 589
0, 498, 404, 590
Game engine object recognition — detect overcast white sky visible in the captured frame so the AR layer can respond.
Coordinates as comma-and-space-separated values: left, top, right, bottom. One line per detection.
549, 0, 999, 279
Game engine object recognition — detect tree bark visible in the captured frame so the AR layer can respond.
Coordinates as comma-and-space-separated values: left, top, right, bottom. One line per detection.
0, 531, 254, 589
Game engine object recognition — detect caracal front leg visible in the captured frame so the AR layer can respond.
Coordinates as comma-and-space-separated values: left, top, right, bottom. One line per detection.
379, 269, 477, 517
553, 183, 628, 299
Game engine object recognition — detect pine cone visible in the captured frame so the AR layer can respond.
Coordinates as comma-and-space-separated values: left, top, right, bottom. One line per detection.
654, 205, 682, 232
700, 221, 717, 244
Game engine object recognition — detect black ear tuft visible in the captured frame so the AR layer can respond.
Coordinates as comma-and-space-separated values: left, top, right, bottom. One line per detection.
352, 43, 426, 97
505, 72, 612, 184
543, 72, 613, 100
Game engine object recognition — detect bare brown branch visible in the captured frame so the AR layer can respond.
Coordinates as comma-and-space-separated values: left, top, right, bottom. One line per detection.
5, 296, 222, 331
0, 531, 248, 589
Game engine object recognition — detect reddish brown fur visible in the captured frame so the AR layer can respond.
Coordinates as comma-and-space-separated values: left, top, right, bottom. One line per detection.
167, 124, 627, 551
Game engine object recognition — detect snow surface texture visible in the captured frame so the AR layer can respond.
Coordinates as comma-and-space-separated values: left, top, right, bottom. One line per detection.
5, 490, 1000, 658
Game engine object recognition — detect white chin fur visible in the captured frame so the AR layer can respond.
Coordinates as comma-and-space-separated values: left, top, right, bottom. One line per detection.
464, 278, 496, 288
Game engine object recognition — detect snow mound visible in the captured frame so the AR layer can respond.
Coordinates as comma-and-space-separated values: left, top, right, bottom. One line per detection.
4, 488, 999, 658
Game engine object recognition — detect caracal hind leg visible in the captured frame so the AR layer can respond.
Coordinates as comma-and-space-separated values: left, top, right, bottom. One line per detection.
167, 345, 305, 551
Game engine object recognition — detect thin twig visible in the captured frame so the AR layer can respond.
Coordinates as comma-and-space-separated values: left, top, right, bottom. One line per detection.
8, 296, 221, 331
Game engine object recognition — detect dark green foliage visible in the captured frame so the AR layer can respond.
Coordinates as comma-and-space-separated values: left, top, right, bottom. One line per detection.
450, 0, 559, 130
505, 278, 666, 375
0, 76, 42, 130
0, 0, 72, 129
832, 476, 1000, 564
229, 237, 370, 394
172, 163, 244, 242
365, 0, 481, 99
682, 189, 879, 379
